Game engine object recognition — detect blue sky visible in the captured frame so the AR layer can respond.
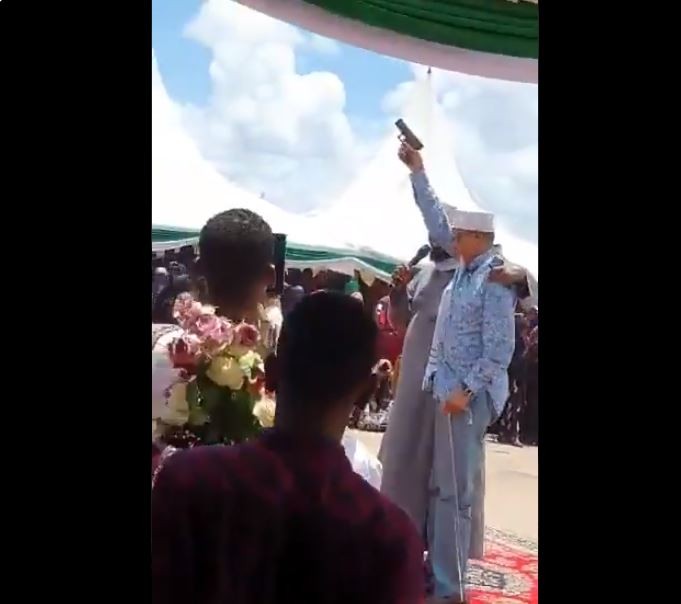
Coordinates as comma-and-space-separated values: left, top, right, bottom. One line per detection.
153, 0, 213, 104
152, 0, 410, 126
152, 0, 538, 272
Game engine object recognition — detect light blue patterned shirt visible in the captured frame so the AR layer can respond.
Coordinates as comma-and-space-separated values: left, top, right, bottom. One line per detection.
410, 170, 516, 415
410, 171, 455, 252
424, 251, 516, 415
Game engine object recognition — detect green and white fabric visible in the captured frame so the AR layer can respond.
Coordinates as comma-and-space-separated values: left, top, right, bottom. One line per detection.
235, 0, 538, 83
153, 43, 537, 282
304, 77, 538, 278
152, 227, 399, 281
153, 50, 400, 282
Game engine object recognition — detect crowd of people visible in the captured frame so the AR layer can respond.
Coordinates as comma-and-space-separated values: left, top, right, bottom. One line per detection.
153, 257, 404, 426
151, 141, 538, 604
489, 308, 539, 446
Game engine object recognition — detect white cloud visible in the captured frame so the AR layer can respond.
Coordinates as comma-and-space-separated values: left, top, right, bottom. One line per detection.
153, 1, 537, 269
175, 0, 368, 212
152, 47, 349, 251
402, 65, 538, 245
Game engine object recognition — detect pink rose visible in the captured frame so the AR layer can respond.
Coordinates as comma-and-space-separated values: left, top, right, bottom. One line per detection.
211, 318, 235, 350
192, 314, 235, 353
235, 322, 260, 348
191, 313, 221, 338
173, 294, 203, 329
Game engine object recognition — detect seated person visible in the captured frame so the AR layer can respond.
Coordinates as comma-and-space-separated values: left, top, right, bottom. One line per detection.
152, 292, 424, 604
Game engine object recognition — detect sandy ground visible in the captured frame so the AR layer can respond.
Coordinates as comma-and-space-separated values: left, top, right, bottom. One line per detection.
350, 430, 538, 543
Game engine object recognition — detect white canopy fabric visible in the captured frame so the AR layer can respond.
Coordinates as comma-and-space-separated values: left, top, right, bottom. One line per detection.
152, 52, 536, 281
305, 76, 538, 277
152, 51, 401, 281
152, 52, 324, 245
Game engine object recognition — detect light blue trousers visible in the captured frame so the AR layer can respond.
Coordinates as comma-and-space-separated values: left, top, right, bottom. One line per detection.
427, 392, 494, 600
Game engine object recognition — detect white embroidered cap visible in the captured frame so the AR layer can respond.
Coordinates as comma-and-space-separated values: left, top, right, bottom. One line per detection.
450, 209, 495, 233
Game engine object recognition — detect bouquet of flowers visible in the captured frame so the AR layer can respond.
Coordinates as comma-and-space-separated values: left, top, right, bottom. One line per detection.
157, 293, 275, 447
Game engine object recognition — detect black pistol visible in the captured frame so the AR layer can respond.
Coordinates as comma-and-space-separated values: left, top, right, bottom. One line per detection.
395, 119, 424, 151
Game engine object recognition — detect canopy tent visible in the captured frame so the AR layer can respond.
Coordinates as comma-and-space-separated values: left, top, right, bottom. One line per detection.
152, 47, 537, 287
152, 50, 401, 282
234, 0, 538, 83
304, 74, 538, 280
152, 227, 399, 282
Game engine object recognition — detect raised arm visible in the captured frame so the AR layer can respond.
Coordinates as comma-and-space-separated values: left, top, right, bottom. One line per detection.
398, 143, 454, 252
463, 282, 516, 394
410, 171, 454, 251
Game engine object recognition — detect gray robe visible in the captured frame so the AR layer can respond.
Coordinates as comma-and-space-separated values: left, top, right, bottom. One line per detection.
378, 266, 485, 559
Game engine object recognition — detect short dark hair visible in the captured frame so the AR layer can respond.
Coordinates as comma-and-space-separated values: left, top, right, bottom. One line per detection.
277, 291, 378, 411
199, 209, 274, 304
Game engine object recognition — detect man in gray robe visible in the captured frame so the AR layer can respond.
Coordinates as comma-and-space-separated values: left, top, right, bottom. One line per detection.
379, 147, 534, 564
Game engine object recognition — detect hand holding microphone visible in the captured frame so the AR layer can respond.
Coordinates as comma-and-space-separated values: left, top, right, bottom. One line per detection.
391, 265, 415, 288
391, 244, 430, 288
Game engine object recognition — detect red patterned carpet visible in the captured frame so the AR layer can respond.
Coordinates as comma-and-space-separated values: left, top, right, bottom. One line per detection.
467, 529, 538, 603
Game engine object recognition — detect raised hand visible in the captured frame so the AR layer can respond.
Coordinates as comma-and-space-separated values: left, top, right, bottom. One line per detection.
398, 142, 424, 173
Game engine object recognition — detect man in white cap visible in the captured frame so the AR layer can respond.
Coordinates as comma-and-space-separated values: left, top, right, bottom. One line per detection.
397, 144, 517, 603
380, 144, 532, 589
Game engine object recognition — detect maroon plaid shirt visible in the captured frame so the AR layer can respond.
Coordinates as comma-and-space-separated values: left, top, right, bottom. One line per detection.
152, 429, 425, 604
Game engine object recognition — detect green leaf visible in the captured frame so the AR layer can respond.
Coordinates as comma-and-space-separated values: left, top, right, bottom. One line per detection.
192, 373, 262, 445
186, 379, 199, 407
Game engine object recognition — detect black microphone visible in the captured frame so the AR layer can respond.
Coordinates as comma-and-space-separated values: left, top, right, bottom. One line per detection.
391, 244, 431, 289
408, 244, 431, 268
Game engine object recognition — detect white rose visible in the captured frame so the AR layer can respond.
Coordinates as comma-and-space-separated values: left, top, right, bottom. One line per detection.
206, 355, 245, 390
253, 397, 276, 428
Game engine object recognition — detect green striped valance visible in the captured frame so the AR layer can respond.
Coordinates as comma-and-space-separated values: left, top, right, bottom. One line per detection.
301, 0, 537, 59
235, 0, 537, 83
152, 227, 201, 243
152, 227, 399, 277
285, 246, 397, 275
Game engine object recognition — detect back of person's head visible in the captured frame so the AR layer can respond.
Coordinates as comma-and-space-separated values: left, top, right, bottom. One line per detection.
285, 270, 301, 287
277, 291, 378, 419
301, 267, 314, 292
281, 284, 305, 317
167, 261, 187, 277
198, 209, 274, 309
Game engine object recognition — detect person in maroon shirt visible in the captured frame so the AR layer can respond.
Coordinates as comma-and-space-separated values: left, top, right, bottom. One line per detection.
152, 292, 425, 604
